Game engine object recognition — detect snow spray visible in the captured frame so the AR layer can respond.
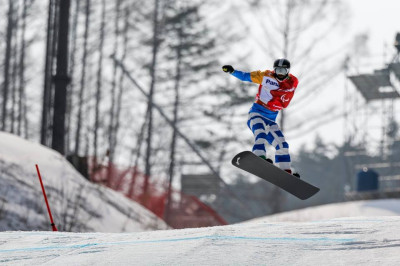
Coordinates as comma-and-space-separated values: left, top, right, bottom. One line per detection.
35, 164, 58, 231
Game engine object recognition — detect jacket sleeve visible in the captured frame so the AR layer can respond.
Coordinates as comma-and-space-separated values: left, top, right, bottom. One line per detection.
231, 70, 252, 82
250, 70, 266, 84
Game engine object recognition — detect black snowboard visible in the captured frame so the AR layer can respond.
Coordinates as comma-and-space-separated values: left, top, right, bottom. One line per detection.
232, 151, 319, 200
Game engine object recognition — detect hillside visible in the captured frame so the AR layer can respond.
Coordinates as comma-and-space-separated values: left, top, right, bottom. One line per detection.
0, 132, 168, 232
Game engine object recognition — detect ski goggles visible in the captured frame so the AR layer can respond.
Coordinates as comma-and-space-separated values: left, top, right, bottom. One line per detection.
274, 67, 289, 75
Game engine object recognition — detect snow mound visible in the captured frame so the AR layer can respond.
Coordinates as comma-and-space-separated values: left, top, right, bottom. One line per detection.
247, 199, 400, 223
0, 216, 399, 265
0, 132, 168, 232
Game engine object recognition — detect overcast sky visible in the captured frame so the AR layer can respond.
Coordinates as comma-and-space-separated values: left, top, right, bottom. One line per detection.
285, 0, 400, 155
348, 0, 400, 55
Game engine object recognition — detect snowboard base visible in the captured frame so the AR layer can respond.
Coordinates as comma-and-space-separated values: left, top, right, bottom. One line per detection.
232, 151, 320, 200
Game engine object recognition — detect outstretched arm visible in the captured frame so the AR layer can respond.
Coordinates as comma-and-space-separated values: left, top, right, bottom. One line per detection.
231, 70, 252, 82
222, 65, 252, 82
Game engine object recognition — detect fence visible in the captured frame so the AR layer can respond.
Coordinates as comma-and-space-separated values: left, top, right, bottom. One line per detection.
88, 157, 227, 228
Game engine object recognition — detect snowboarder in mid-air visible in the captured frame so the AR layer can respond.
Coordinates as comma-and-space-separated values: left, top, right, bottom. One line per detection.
223, 59, 300, 177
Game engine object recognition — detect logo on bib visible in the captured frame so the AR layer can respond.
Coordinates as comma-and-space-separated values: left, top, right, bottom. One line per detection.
264, 79, 279, 87
281, 94, 290, 102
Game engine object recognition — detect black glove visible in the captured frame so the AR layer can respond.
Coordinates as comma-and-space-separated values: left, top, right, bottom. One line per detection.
222, 65, 234, 73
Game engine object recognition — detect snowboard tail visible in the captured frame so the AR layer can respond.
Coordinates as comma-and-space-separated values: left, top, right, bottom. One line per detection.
232, 151, 319, 200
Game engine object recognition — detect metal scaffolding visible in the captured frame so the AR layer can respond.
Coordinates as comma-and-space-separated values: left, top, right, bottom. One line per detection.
344, 33, 400, 198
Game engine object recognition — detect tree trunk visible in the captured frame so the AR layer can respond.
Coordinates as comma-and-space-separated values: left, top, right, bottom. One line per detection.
41, 0, 57, 145
107, 0, 121, 185
143, 0, 161, 201
165, 26, 183, 224
113, 6, 131, 191
52, 0, 71, 155
66, 0, 81, 154
74, 0, 91, 155
127, 113, 148, 198
93, 0, 106, 168
18, 0, 28, 136
2, 0, 14, 131
11, 3, 19, 134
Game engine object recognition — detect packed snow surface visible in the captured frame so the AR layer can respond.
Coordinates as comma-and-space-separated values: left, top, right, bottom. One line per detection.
248, 199, 400, 222
1, 132, 400, 265
1, 216, 399, 265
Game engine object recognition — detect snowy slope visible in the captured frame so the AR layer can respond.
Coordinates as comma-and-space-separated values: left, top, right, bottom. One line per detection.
0, 216, 399, 265
0, 200, 400, 265
1, 131, 400, 265
0, 132, 168, 232
247, 199, 400, 223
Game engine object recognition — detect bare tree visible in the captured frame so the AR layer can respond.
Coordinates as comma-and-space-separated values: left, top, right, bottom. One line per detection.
74, 0, 91, 155
93, 0, 106, 167
161, 0, 220, 222
52, 0, 72, 155
66, 0, 81, 153
106, 0, 122, 185
2, 0, 14, 131
10, 1, 20, 134
113, 4, 131, 161
17, 0, 29, 136
41, 0, 58, 146
143, 0, 162, 199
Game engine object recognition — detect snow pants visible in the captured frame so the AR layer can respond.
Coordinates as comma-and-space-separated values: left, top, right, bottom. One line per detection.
247, 112, 291, 170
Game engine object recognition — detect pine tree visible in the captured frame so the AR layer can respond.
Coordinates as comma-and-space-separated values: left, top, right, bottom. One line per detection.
160, 0, 220, 220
